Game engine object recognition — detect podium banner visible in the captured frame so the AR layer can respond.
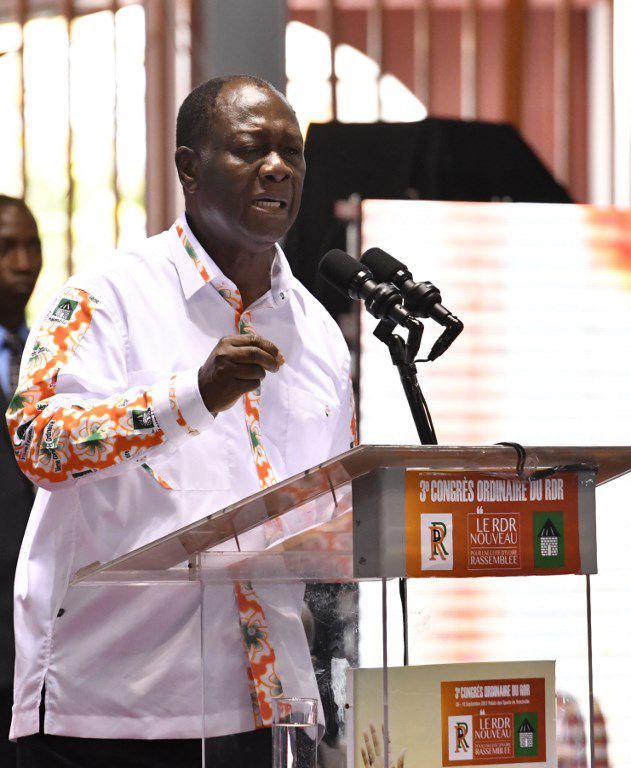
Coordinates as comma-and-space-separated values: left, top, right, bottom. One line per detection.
441, 677, 547, 766
404, 470, 596, 577
347, 660, 556, 768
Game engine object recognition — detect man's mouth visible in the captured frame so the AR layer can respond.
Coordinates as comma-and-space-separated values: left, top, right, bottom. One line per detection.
251, 198, 288, 211
11, 279, 37, 293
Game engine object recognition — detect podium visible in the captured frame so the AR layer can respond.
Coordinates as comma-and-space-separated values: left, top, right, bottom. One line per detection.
72, 444, 631, 766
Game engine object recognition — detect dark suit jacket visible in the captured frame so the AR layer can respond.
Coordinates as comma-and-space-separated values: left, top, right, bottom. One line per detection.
0, 386, 33, 690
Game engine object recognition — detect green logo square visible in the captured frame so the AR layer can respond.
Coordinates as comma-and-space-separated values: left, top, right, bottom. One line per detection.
51, 298, 78, 323
533, 511, 564, 568
514, 712, 538, 757
132, 409, 154, 431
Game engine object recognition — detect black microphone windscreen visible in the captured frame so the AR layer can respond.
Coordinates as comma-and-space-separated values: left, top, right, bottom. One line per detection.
361, 248, 405, 282
318, 249, 363, 293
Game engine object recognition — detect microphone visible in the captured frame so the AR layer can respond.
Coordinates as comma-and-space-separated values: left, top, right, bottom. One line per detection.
361, 247, 463, 360
361, 247, 462, 329
318, 249, 413, 328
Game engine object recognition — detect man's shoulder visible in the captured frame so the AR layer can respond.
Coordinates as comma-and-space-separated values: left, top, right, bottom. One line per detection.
67, 231, 174, 295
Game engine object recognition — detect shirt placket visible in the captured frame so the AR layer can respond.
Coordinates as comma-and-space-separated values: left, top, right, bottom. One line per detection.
176, 220, 285, 729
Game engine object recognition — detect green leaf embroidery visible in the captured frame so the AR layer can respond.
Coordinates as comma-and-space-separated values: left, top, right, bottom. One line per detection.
7, 393, 25, 413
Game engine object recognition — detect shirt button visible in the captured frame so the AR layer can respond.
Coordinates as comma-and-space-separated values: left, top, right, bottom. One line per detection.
57, 608, 65, 618
280, 292, 285, 300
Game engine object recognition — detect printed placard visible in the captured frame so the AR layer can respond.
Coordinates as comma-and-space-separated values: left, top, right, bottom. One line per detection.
441, 678, 546, 766
347, 661, 556, 768
405, 471, 586, 577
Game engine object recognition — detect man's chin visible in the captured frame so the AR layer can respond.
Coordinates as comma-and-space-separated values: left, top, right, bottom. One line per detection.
11, 284, 36, 298
246, 223, 292, 247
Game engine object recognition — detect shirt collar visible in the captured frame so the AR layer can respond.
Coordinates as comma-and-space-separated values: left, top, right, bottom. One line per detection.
168, 214, 294, 309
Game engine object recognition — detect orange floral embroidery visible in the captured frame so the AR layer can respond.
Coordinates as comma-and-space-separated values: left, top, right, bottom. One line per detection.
6, 287, 165, 485
350, 377, 359, 447
168, 374, 199, 436
175, 221, 285, 729
175, 221, 211, 283
141, 463, 174, 490
235, 308, 279, 491
175, 220, 280, 495
234, 581, 284, 726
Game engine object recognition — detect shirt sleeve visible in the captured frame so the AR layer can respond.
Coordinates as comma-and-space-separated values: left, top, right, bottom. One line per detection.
5, 284, 214, 490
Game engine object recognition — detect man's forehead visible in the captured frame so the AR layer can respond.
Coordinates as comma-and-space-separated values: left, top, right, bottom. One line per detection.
0, 204, 38, 234
213, 81, 299, 133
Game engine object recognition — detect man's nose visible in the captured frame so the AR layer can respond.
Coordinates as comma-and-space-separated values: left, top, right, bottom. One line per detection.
260, 152, 291, 182
12, 244, 37, 272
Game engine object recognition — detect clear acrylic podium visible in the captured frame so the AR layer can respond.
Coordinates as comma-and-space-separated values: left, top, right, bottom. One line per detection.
72, 445, 631, 767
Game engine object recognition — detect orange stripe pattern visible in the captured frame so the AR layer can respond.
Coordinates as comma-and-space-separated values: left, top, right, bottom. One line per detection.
141, 462, 174, 490
176, 221, 211, 283
175, 220, 284, 729
349, 377, 358, 447
234, 308, 280, 491
234, 580, 284, 728
169, 374, 199, 436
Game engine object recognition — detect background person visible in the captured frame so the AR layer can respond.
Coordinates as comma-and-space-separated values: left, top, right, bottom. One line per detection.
0, 195, 41, 766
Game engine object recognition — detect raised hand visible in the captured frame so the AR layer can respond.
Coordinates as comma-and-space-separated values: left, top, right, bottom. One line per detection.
360, 723, 406, 768
198, 334, 284, 413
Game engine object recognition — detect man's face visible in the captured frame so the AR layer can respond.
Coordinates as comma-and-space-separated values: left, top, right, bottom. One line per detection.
0, 204, 41, 307
184, 82, 306, 251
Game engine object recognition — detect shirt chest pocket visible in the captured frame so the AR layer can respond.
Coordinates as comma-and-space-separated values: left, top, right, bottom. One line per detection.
285, 386, 340, 477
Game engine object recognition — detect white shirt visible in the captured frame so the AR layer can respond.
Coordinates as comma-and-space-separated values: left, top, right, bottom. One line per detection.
8, 218, 355, 740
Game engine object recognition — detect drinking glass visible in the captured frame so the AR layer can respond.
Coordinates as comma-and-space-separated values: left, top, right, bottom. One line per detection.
272, 697, 318, 768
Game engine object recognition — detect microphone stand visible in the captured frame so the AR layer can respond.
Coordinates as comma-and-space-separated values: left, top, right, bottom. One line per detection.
373, 316, 438, 666
373, 316, 438, 446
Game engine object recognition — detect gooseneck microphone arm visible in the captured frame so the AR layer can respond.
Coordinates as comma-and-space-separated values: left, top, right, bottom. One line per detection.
373, 318, 438, 445
318, 249, 437, 445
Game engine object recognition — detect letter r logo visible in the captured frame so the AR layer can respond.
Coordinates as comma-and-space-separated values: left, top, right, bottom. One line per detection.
448, 714, 473, 760
429, 521, 449, 560
455, 722, 470, 752
421, 513, 454, 571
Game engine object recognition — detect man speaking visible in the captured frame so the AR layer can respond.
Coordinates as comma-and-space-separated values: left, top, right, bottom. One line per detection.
7, 76, 356, 768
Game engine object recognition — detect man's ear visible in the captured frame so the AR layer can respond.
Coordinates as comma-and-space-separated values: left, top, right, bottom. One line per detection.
175, 146, 199, 193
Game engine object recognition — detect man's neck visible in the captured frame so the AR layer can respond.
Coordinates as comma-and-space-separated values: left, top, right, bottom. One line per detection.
221, 254, 274, 309
184, 215, 275, 309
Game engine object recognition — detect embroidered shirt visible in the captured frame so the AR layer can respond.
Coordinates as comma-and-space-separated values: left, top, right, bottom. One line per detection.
7, 217, 355, 740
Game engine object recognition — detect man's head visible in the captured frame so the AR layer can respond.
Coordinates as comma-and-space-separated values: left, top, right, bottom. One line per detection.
175, 76, 305, 255
0, 195, 41, 322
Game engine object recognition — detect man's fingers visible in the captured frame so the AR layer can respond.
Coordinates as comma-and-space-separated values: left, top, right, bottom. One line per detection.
361, 747, 369, 768
396, 749, 407, 768
370, 723, 381, 755
228, 344, 282, 372
231, 363, 266, 381
198, 333, 284, 414
226, 333, 284, 364
232, 378, 263, 397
